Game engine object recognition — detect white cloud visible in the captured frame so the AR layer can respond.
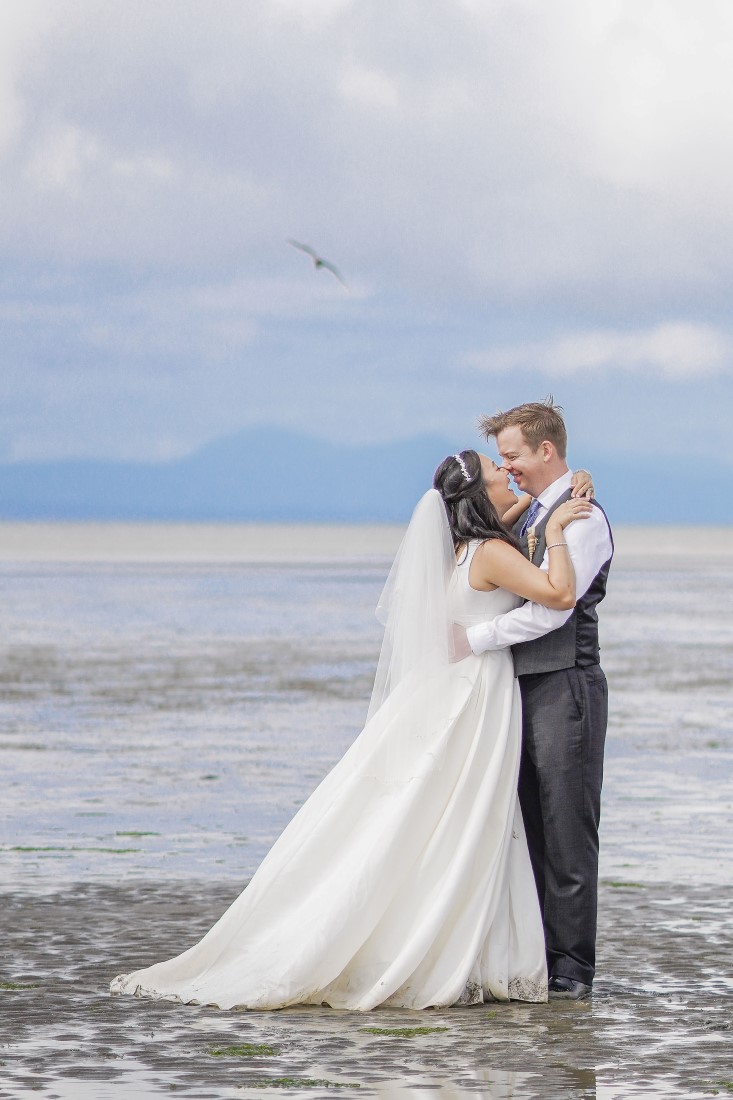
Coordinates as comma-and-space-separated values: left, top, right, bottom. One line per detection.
0, 1, 52, 154
338, 65, 401, 111
2, 0, 733, 465
467, 322, 732, 379
269, 0, 354, 29
26, 125, 101, 192
1, 0, 733, 305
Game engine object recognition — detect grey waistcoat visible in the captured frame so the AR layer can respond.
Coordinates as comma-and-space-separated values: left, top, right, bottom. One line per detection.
511, 489, 613, 676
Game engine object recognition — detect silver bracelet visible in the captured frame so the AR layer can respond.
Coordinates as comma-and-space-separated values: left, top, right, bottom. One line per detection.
546, 541, 568, 550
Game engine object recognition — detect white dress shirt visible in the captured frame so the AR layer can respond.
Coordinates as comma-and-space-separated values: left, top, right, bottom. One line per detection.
466, 470, 613, 654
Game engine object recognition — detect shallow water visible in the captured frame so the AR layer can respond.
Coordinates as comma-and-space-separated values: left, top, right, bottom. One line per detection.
1, 524, 732, 1097
1, 527, 731, 890
1, 880, 732, 1098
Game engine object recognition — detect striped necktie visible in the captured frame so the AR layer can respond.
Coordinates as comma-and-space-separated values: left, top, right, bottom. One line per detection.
520, 498, 542, 537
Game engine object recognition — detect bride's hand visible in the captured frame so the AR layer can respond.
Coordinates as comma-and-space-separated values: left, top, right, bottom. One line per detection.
570, 469, 594, 499
548, 499, 594, 533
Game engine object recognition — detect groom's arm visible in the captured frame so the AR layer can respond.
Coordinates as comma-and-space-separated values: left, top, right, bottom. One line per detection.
466, 509, 612, 653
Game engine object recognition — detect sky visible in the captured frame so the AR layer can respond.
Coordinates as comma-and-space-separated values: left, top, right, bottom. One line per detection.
1, 0, 731, 484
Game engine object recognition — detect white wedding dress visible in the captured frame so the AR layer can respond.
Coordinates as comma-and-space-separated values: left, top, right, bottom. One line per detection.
111, 539, 547, 1009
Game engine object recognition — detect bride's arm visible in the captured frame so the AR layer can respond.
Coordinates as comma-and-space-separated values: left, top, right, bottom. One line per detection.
472, 500, 592, 609
498, 470, 594, 528
500, 493, 531, 527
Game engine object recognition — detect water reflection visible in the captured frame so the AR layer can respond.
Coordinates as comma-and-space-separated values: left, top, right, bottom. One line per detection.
1, 542, 731, 1099
1, 558, 731, 889
362, 1064, 594, 1097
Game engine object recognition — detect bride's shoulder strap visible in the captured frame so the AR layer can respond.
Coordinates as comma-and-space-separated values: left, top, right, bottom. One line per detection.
470, 535, 516, 575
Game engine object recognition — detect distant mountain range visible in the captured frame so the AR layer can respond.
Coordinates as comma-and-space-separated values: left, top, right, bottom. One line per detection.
0, 427, 717, 524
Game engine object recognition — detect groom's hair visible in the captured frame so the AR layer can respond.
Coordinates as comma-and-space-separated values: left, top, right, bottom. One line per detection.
478, 396, 567, 459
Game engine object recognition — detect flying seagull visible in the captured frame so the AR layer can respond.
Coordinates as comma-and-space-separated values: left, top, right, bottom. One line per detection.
286, 239, 348, 289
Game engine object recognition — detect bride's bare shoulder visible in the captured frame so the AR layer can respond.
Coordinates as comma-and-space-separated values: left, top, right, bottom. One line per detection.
473, 538, 518, 561
470, 538, 518, 590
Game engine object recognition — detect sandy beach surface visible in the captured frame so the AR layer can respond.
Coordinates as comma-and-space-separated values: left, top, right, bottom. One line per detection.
1, 879, 731, 1099
1, 523, 732, 1098
0, 522, 731, 565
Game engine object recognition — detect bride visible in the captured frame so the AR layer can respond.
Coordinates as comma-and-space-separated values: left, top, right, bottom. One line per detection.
111, 451, 592, 1011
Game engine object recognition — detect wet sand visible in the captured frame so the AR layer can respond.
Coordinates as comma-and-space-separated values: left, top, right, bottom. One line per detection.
1, 879, 731, 1099
1, 522, 732, 565
1, 528, 732, 1097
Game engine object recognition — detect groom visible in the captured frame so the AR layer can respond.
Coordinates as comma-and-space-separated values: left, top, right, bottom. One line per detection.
467, 399, 613, 1000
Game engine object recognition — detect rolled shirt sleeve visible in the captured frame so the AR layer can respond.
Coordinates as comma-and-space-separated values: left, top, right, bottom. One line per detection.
466, 507, 612, 654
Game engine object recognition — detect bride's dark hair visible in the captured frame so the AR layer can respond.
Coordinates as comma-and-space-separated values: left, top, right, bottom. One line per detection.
433, 450, 519, 552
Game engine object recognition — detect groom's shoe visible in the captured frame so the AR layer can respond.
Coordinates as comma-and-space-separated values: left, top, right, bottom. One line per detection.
548, 975, 592, 1000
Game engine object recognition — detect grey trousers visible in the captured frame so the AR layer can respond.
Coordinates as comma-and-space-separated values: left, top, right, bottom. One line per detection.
518, 664, 608, 986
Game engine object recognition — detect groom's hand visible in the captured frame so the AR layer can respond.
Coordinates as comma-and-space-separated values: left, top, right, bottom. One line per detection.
450, 623, 473, 662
